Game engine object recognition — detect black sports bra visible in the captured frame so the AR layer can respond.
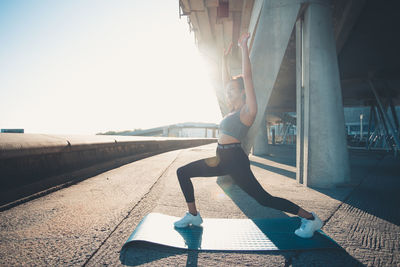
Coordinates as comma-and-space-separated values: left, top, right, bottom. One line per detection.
219, 110, 250, 141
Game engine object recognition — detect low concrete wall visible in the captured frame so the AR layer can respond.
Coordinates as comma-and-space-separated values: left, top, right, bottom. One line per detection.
0, 133, 217, 208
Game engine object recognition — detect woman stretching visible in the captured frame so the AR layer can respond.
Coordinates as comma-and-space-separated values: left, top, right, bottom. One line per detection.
174, 32, 323, 238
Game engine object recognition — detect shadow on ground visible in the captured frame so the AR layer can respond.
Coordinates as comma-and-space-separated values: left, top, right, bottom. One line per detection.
249, 160, 296, 179
256, 144, 297, 167
255, 145, 400, 226
120, 243, 363, 267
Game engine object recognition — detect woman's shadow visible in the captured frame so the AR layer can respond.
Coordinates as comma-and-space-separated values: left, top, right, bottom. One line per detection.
120, 223, 203, 266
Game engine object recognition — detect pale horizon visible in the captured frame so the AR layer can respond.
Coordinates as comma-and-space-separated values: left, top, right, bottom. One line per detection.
0, 1, 222, 135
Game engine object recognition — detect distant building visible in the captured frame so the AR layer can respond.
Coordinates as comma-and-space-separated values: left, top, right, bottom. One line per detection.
344, 106, 400, 137
1, 129, 24, 133
121, 122, 219, 138
262, 106, 400, 145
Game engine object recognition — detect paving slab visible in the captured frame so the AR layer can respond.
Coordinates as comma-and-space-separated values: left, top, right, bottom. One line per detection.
0, 149, 181, 266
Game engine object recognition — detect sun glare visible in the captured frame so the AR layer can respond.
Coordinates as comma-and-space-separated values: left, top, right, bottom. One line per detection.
0, 1, 222, 135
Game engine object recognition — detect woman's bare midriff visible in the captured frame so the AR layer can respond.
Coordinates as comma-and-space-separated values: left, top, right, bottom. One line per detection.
218, 133, 241, 144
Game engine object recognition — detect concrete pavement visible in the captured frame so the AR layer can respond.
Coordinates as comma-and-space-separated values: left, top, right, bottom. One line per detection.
0, 143, 399, 266
0, 133, 216, 207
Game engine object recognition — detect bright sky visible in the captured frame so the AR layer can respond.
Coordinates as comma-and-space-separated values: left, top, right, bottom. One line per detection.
0, 0, 222, 135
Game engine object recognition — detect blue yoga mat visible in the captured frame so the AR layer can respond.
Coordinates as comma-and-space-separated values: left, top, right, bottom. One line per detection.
123, 213, 341, 251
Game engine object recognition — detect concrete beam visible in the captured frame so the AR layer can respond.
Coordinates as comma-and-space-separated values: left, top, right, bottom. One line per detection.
242, 0, 301, 155
205, 0, 219, 8
240, 0, 255, 35
335, 0, 366, 54
214, 23, 224, 51
223, 19, 234, 48
230, 0, 244, 12
195, 5, 214, 43
247, 0, 263, 52
231, 11, 243, 74
189, 0, 205, 11
208, 6, 218, 30
189, 11, 202, 41
180, 0, 191, 14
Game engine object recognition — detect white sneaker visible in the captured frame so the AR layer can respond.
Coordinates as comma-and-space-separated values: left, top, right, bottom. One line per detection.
294, 212, 323, 238
174, 212, 203, 228
299, 216, 307, 228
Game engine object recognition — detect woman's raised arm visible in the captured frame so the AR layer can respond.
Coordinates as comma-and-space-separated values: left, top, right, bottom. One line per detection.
238, 32, 257, 116
222, 42, 233, 89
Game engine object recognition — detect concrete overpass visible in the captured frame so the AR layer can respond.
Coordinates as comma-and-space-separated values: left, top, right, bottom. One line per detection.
120, 122, 219, 138
179, 0, 400, 188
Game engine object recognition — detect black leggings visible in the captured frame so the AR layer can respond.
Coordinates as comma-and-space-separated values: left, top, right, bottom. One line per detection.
177, 143, 300, 215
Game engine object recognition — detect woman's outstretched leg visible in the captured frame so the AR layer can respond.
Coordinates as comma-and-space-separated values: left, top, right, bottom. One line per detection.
229, 166, 301, 215
176, 155, 228, 206
175, 155, 228, 227
229, 165, 323, 238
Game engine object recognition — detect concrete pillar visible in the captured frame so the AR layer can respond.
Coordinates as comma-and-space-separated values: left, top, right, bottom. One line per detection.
296, 18, 305, 185
271, 128, 276, 145
242, 0, 301, 155
253, 111, 269, 155
296, 1, 350, 187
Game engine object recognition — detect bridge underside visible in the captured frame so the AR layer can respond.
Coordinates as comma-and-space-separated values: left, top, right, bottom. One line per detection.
180, 0, 400, 113
268, 0, 400, 112
179, 0, 400, 188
